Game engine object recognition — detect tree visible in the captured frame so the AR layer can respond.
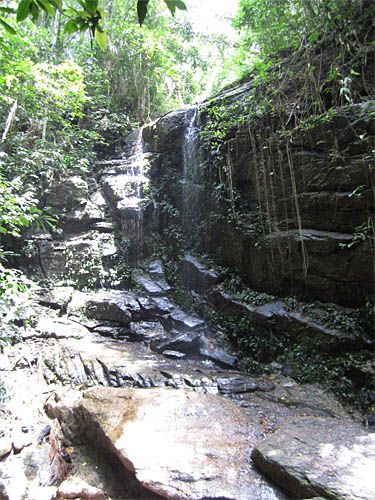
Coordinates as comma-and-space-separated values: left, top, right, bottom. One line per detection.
233, 0, 369, 58
0, 0, 187, 49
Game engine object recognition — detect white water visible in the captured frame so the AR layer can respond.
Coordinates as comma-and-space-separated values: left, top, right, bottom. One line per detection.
182, 105, 201, 232
104, 126, 149, 259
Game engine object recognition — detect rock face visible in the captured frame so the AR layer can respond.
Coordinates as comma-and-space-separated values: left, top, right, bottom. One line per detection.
251, 416, 375, 500
141, 94, 374, 308
50, 386, 289, 500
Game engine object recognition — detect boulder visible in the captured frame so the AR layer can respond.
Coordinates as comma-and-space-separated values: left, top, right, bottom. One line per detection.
56, 476, 104, 499
34, 233, 117, 288
154, 331, 201, 355
142, 108, 194, 153
163, 308, 206, 332
35, 316, 90, 339
68, 290, 139, 325
208, 289, 371, 350
180, 254, 220, 292
134, 275, 170, 296
55, 386, 288, 500
198, 346, 237, 368
251, 416, 375, 500
146, 260, 165, 277
45, 176, 88, 214
32, 287, 75, 311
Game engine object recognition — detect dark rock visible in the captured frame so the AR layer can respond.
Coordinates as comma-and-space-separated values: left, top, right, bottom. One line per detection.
128, 321, 168, 343
142, 108, 194, 153
208, 288, 369, 350
0, 480, 9, 500
163, 308, 206, 333
217, 376, 259, 395
180, 254, 220, 292
156, 332, 201, 355
45, 176, 88, 214
138, 296, 175, 318
199, 347, 237, 368
162, 350, 186, 359
68, 290, 139, 325
251, 416, 375, 500
134, 275, 167, 296
146, 260, 165, 277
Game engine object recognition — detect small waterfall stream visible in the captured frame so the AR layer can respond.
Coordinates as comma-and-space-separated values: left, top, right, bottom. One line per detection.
102, 126, 150, 259
118, 127, 148, 255
182, 105, 201, 234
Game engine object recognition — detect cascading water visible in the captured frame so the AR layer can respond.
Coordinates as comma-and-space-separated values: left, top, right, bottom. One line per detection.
101, 126, 150, 260
182, 105, 201, 234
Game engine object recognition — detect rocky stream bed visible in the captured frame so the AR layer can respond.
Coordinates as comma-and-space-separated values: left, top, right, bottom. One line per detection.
0, 270, 374, 500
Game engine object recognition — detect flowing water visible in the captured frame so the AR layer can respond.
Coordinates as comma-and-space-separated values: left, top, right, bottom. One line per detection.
111, 126, 149, 259
182, 104, 202, 233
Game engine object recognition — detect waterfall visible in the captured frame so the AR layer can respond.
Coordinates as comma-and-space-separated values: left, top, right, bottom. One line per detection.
120, 127, 146, 256
182, 105, 201, 233
102, 126, 150, 260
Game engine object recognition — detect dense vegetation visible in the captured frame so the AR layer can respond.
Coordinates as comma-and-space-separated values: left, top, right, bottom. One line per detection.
0, 0, 238, 317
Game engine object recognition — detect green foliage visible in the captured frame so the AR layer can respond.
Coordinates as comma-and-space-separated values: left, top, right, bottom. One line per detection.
339, 218, 374, 250
0, 172, 55, 241
233, 0, 371, 62
0, 263, 34, 324
0, 0, 187, 49
234, 0, 305, 56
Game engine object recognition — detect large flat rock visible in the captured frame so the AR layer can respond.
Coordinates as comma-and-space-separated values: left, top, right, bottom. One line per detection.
61, 386, 289, 500
251, 416, 375, 499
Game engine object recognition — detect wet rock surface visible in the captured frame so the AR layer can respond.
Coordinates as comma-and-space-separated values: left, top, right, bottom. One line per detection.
252, 416, 375, 500
179, 254, 220, 292
47, 386, 289, 500
2, 275, 365, 500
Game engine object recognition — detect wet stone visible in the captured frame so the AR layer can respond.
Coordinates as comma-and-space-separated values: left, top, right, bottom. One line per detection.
180, 254, 220, 292
164, 308, 206, 332
156, 332, 201, 355
162, 350, 187, 359
135, 275, 167, 297
199, 347, 237, 369
146, 260, 165, 277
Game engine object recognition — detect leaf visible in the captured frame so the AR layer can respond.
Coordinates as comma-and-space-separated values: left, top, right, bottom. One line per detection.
64, 8, 78, 16
30, 2, 39, 21
86, 0, 98, 12
0, 18, 17, 35
0, 7, 15, 14
19, 216, 30, 227
94, 26, 107, 50
16, 0, 31, 22
63, 19, 79, 33
96, 7, 105, 18
48, 0, 62, 11
164, 0, 186, 16
35, 0, 55, 17
137, 0, 150, 26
